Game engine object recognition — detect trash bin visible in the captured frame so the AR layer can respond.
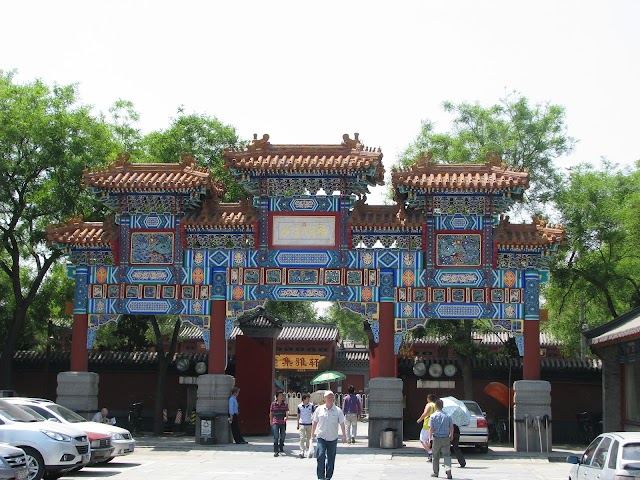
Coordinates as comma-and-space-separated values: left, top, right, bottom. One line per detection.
197, 413, 216, 445
380, 428, 398, 449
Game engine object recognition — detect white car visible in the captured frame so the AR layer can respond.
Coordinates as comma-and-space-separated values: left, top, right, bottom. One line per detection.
0, 442, 28, 480
567, 431, 640, 480
4, 399, 135, 462
0, 399, 90, 480
459, 400, 489, 452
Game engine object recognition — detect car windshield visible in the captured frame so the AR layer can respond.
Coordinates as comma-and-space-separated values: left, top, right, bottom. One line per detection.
463, 401, 483, 416
47, 404, 87, 423
0, 400, 41, 422
623, 443, 640, 460
13, 405, 48, 421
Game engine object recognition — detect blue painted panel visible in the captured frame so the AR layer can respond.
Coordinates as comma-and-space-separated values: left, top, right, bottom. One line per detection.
126, 267, 174, 284
433, 270, 485, 287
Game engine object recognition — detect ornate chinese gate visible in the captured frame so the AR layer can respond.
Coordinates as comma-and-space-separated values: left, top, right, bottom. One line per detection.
48, 133, 563, 446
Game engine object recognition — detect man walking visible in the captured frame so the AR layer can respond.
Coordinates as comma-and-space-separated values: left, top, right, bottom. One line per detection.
297, 393, 315, 458
312, 391, 346, 480
429, 399, 454, 479
342, 385, 361, 443
269, 391, 288, 456
228, 387, 248, 444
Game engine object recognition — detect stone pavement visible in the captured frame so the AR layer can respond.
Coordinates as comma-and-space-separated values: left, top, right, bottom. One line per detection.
93, 418, 583, 480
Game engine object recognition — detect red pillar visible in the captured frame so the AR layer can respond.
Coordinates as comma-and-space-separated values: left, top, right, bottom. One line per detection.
523, 319, 540, 380
378, 302, 396, 377
369, 341, 379, 379
209, 300, 227, 374
70, 313, 88, 371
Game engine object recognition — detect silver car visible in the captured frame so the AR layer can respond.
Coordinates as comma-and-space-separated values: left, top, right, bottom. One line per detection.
567, 431, 640, 480
459, 400, 489, 452
0, 400, 89, 480
0, 443, 28, 480
4, 399, 134, 462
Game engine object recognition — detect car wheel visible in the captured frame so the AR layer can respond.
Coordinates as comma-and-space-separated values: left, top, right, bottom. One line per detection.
21, 447, 45, 480
479, 442, 489, 453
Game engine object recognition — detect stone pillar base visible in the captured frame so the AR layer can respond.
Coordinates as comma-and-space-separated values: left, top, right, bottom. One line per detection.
56, 371, 99, 420
367, 377, 403, 448
195, 374, 235, 444
513, 380, 552, 452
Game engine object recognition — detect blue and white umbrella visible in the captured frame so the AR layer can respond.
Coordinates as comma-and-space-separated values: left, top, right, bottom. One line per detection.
440, 396, 471, 426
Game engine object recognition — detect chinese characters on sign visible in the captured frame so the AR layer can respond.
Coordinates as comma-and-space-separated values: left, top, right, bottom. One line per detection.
272, 216, 336, 247
275, 354, 326, 370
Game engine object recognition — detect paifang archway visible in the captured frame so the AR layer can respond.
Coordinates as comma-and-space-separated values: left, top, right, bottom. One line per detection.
47, 133, 563, 446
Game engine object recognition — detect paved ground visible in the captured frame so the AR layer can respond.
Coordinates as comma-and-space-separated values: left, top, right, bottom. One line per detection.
62, 419, 583, 480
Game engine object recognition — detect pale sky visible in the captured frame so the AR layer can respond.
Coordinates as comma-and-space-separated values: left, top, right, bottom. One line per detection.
3, 0, 639, 208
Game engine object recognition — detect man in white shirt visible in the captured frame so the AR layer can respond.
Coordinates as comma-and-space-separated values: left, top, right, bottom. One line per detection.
92, 407, 115, 425
311, 391, 346, 480
297, 393, 315, 458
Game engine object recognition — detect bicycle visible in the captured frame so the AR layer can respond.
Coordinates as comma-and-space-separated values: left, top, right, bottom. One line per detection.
489, 417, 508, 443
128, 401, 144, 435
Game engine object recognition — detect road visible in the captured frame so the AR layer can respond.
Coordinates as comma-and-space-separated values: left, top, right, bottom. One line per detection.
58, 419, 580, 480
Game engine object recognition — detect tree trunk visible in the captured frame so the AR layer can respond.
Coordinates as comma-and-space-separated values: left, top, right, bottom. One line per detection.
150, 316, 181, 436
459, 356, 474, 400
154, 356, 168, 436
0, 303, 29, 389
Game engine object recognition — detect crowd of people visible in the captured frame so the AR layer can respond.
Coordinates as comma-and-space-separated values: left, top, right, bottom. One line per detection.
225, 386, 465, 480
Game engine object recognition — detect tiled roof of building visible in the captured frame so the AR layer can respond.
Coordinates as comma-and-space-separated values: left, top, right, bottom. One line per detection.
585, 306, 640, 346
348, 200, 424, 229
223, 133, 385, 185
46, 216, 114, 248
83, 153, 219, 194
12, 350, 601, 371
494, 216, 564, 248
183, 196, 256, 229
391, 153, 529, 193
410, 331, 560, 347
398, 356, 602, 371
180, 322, 338, 342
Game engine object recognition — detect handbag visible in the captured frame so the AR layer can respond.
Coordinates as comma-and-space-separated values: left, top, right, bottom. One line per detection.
308, 441, 315, 458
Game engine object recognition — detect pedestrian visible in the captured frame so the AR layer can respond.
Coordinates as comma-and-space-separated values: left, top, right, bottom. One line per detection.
297, 393, 316, 458
451, 423, 466, 467
312, 390, 346, 480
341, 385, 361, 443
92, 407, 116, 425
228, 387, 248, 444
429, 398, 454, 479
270, 391, 288, 456
416, 393, 437, 461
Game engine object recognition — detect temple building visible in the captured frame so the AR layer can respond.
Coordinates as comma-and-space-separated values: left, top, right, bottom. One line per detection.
46, 133, 564, 449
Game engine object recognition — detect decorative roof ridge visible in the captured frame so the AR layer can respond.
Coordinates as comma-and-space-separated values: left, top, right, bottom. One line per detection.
495, 215, 565, 246
391, 151, 528, 175
349, 197, 422, 228
183, 195, 256, 226
224, 133, 382, 156
46, 215, 115, 247
84, 152, 210, 177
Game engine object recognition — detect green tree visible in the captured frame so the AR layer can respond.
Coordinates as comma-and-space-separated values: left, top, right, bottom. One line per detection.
264, 301, 319, 323
323, 303, 368, 345
141, 112, 244, 201
543, 161, 640, 355
0, 71, 117, 388
399, 93, 576, 209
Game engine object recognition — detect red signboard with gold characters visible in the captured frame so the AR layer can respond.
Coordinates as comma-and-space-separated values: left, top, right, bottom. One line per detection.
275, 354, 325, 370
